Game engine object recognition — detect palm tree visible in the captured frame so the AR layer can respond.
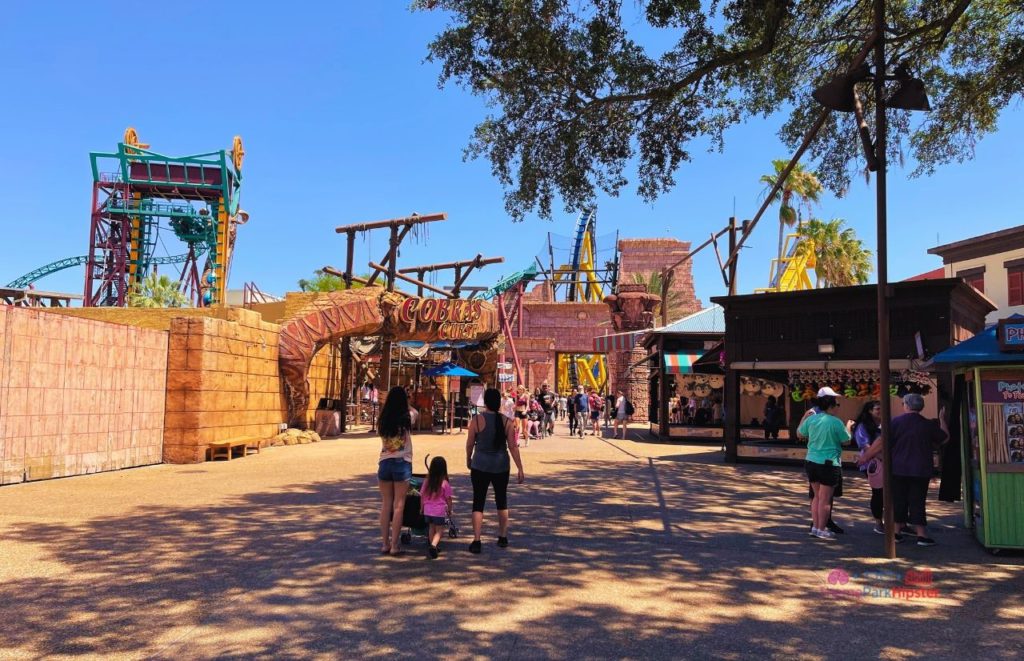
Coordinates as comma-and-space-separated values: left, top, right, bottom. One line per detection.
631, 272, 687, 322
794, 219, 873, 287
128, 272, 189, 308
760, 160, 824, 284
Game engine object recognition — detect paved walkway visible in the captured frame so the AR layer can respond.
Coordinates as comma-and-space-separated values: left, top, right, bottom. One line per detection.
1, 423, 1021, 660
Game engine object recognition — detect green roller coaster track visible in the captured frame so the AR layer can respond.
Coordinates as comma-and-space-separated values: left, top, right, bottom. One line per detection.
6, 253, 190, 289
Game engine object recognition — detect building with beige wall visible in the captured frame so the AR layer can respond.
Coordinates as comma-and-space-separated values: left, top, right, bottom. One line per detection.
928, 225, 1024, 323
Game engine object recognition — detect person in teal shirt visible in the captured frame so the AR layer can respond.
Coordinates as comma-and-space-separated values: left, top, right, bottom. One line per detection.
798, 393, 850, 540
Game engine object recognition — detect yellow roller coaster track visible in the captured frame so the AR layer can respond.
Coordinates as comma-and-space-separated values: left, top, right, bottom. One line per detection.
756, 233, 816, 293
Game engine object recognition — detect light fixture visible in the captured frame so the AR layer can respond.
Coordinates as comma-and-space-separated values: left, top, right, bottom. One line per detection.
817, 338, 836, 355
811, 64, 872, 112
886, 65, 931, 111
813, 64, 931, 115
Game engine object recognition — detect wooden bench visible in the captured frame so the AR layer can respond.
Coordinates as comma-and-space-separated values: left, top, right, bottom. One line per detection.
206, 436, 262, 461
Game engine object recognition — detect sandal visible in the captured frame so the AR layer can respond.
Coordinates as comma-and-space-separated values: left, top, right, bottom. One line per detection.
389, 547, 406, 557
380, 546, 391, 555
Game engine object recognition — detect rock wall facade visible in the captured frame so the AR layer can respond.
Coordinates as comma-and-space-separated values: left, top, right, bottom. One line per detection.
163, 309, 286, 464
617, 238, 702, 317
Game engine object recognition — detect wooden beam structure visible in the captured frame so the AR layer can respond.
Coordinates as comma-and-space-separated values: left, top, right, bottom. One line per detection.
332, 212, 446, 396
367, 262, 455, 298
398, 254, 504, 297
334, 212, 447, 235
0, 288, 81, 307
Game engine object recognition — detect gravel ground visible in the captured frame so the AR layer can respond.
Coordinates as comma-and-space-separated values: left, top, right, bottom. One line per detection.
1, 423, 1021, 660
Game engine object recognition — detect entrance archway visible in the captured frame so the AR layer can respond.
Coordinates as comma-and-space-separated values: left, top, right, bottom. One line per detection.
279, 288, 500, 426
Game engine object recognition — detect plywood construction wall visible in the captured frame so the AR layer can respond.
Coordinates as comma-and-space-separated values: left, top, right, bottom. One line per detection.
0, 306, 167, 484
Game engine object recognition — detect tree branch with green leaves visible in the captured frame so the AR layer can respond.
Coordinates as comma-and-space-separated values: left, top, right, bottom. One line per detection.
418, 0, 1021, 220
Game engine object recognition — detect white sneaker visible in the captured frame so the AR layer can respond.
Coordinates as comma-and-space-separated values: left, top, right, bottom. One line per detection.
809, 527, 819, 537
815, 529, 837, 540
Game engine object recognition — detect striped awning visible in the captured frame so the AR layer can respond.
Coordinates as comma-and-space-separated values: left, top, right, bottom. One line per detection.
593, 331, 642, 353
663, 352, 702, 374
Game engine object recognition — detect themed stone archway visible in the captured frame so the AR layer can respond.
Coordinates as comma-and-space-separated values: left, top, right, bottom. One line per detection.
279, 287, 500, 426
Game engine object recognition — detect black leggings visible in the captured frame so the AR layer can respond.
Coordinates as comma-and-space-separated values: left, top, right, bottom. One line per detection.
471, 468, 510, 512
870, 487, 883, 521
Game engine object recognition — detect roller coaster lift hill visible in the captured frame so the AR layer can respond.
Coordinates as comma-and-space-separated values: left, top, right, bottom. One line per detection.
83, 128, 248, 307
6, 129, 248, 307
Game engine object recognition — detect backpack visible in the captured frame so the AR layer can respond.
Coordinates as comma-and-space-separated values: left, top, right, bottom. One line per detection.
625, 399, 635, 416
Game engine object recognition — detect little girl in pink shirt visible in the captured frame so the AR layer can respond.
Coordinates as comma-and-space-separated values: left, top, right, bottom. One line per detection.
420, 456, 453, 559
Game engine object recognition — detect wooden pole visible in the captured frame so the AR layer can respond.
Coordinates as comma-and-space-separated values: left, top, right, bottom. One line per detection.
367, 263, 456, 298
658, 335, 669, 438
728, 216, 738, 295
398, 255, 503, 274
874, 0, 896, 560
344, 231, 356, 287
339, 231, 356, 434
366, 225, 413, 287
380, 225, 399, 392
322, 266, 370, 285
720, 36, 877, 273
335, 212, 446, 234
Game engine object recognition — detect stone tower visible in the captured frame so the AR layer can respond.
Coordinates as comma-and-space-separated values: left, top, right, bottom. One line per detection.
603, 283, 660, 420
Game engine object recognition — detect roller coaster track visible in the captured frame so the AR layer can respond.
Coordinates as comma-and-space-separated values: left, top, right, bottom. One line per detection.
755, 232, 814, 293
7, 253, 191, 289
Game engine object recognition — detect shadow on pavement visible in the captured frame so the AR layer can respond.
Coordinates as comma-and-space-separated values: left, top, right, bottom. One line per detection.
1, 449, 1022, 659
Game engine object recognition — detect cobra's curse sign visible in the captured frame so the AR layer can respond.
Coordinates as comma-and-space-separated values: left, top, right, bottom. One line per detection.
393, 297, 494, 341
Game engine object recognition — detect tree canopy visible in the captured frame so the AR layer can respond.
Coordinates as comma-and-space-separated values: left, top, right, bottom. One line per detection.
297, 270, 369, 293
418, 0, 1022, 220
795, 217, 873, 287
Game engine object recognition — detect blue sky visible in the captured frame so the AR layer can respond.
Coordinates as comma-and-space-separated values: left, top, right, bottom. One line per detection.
2, 2, 1021, 308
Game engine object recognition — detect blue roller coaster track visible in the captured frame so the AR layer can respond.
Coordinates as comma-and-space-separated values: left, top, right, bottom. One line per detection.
6, 253, 190, 289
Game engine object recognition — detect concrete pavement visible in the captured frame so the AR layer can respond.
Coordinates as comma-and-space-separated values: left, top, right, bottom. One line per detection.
1, 422, 1021, 660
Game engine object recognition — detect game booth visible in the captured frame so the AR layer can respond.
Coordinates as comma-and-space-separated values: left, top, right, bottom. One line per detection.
711, 279, 994, 465
931, 317, 1024, 552
644, 305, 734, 441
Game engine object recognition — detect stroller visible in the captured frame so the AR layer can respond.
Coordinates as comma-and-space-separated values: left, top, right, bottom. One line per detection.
398, 460, 460, 546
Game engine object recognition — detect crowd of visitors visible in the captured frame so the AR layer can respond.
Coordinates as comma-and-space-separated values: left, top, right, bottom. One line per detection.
495, 383, 633, 442
376, 366, 950, 559
669, 394, 723, 425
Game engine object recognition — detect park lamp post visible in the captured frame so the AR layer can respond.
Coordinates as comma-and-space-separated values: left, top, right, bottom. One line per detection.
811, 0, 931, 559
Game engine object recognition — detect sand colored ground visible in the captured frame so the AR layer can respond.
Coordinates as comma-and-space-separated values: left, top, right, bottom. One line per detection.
0, 422, 1021, 660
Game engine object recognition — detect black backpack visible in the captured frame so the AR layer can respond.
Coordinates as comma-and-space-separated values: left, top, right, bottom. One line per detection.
625, 399, 635, 416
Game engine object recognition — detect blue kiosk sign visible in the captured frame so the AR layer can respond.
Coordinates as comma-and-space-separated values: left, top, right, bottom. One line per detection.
997, 318, 1024, 351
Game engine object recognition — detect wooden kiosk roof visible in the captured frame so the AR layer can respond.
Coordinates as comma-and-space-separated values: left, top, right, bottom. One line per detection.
710, 279, 994, 367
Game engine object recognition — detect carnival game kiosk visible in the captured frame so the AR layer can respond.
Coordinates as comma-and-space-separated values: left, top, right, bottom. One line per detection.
712, 279, 993, 465
932, 317, 1024, 551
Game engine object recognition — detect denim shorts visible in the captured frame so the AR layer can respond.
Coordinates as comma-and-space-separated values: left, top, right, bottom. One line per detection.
424, 515, 446, 525
378, 458, 412, 482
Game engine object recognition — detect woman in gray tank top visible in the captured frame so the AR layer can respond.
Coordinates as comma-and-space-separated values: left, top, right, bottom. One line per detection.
465, 388, 525, 553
